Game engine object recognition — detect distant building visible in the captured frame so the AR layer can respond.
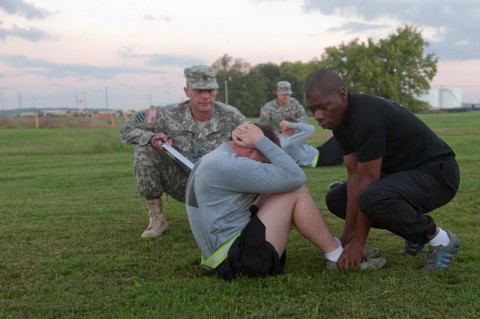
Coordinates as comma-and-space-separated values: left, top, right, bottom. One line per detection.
419, 87, 462, 109
20, 112, 38, 118
43, 110, 70, 117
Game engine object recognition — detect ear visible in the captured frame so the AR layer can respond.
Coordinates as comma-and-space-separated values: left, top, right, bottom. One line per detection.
183, 85, 189, 97
240, 148, 255, 159
338, 87, 348, 102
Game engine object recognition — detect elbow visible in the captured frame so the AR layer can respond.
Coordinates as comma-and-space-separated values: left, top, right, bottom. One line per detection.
293, 171, 307, 188
119, 132, 129, 144
300, 174, 307, 186
280, 170, 306, 192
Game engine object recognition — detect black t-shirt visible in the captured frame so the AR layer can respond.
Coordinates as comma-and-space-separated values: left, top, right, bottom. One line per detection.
333, 93, 455, 174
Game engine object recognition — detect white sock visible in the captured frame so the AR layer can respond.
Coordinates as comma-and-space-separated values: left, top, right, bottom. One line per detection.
334, 236, 342, 246
429, 228, 450, 247
325, 244, 343, 262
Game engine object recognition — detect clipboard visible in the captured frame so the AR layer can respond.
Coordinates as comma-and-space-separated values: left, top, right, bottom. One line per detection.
162, 143, 194, 170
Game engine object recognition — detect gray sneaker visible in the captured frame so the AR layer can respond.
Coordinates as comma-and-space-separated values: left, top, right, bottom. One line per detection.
421, 230, 461, 272
363, 248, 380, 260
399, 240, 426, 256
326, 257, 386, 271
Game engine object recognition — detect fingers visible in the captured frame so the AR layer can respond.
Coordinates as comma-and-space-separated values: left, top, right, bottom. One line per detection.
339, 259, 359, 271
232, 130, 245, 146
233, 122, 251, 141
234, 121, 252, 133
150, 132, 171, 150
232, 123, 251, 147
337, 255, 360, 271
233, 122, 263, 148
150, 138, 165, 151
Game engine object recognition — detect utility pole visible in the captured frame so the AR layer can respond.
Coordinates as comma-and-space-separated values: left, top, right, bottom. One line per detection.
18, 92, 22, 109
83, 91, 87, 109
105, 86, 109, 111
439, 86, 443, 109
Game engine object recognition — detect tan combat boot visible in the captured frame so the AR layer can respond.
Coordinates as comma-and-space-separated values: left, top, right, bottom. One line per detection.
141, 199, 169, 238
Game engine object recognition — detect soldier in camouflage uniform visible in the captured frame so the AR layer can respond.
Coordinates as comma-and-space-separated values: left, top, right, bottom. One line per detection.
120, 65, 246, 238
259, 81, 307, 131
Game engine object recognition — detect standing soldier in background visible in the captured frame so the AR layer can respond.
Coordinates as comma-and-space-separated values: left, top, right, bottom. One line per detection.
120, 65, 246, 239
259, 81, 307, 131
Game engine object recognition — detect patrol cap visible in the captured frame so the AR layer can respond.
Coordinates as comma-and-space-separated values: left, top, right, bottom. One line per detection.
277, 81, 292, 95
184, 65, 219, 90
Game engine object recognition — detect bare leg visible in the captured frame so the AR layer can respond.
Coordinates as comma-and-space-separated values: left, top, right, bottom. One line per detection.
255, 186, 339, 256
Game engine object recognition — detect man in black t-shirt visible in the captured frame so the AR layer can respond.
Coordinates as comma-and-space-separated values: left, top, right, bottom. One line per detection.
304, 68, 461, 272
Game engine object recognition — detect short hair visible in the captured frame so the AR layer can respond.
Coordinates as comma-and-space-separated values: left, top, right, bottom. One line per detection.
304, 68, 344, 100
254, 122, 281, 147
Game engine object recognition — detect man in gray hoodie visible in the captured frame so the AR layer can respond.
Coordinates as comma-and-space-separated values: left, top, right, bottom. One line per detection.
186, 122, 385, 280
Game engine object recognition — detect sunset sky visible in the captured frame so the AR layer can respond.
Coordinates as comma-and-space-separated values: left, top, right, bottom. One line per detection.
1, 0, 479, 111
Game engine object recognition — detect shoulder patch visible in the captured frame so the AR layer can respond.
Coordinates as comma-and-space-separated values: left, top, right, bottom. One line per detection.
146, 109, 157, 124
134, 112, 146, 123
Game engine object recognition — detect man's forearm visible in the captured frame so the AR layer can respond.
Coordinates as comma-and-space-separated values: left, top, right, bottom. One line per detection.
120, 124, 154, 145
351, 210, 371, 245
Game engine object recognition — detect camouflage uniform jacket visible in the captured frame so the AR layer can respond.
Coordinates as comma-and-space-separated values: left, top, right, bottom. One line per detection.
120, 101, 246, 163
259, 97, 307, 129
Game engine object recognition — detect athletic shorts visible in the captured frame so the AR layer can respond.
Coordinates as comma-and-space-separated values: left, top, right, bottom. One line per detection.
216, 205, 286, 281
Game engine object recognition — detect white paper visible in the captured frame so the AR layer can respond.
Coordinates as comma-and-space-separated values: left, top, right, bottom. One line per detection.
162, 143, 194, 170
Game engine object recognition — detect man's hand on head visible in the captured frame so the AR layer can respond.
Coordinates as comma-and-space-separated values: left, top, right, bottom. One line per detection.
232, 122, 264, 149
279, 120, 290, 131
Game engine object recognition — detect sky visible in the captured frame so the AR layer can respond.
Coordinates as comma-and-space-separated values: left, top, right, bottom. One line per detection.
1, 0, 479, 111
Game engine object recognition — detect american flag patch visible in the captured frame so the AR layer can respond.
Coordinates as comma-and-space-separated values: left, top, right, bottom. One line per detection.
146, 109, 157, 124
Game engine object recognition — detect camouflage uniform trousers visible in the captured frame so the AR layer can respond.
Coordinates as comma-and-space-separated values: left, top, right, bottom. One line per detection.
133, 144, 189, 202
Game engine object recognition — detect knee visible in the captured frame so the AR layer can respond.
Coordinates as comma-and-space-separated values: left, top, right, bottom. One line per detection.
137, 181, 163, 199
325, 185, 347, 219
358, 188, 380, 218
133, 145, 160, 166
135, 165, 163, 198
295, 185, 311, 198
325, 190, 335, 210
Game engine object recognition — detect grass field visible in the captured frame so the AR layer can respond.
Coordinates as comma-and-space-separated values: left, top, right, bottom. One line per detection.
1, 112, 479, 318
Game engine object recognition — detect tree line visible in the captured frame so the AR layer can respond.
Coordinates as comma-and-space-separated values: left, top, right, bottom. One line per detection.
211, 25, 437, 117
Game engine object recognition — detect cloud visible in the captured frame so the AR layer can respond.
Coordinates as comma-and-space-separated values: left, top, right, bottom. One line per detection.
117, 48, 205, 67
302, 0, 480, 60
0, 54, 161, 79
117, 47, 145, 59
0, 0, 51, 20
328, 21, 388, 35
142, 14, 171, 22
0, 24, 54, 41
147, 54, 205, 67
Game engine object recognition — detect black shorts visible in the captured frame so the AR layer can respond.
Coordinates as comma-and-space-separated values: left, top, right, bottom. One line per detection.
216, 206, 286, 281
